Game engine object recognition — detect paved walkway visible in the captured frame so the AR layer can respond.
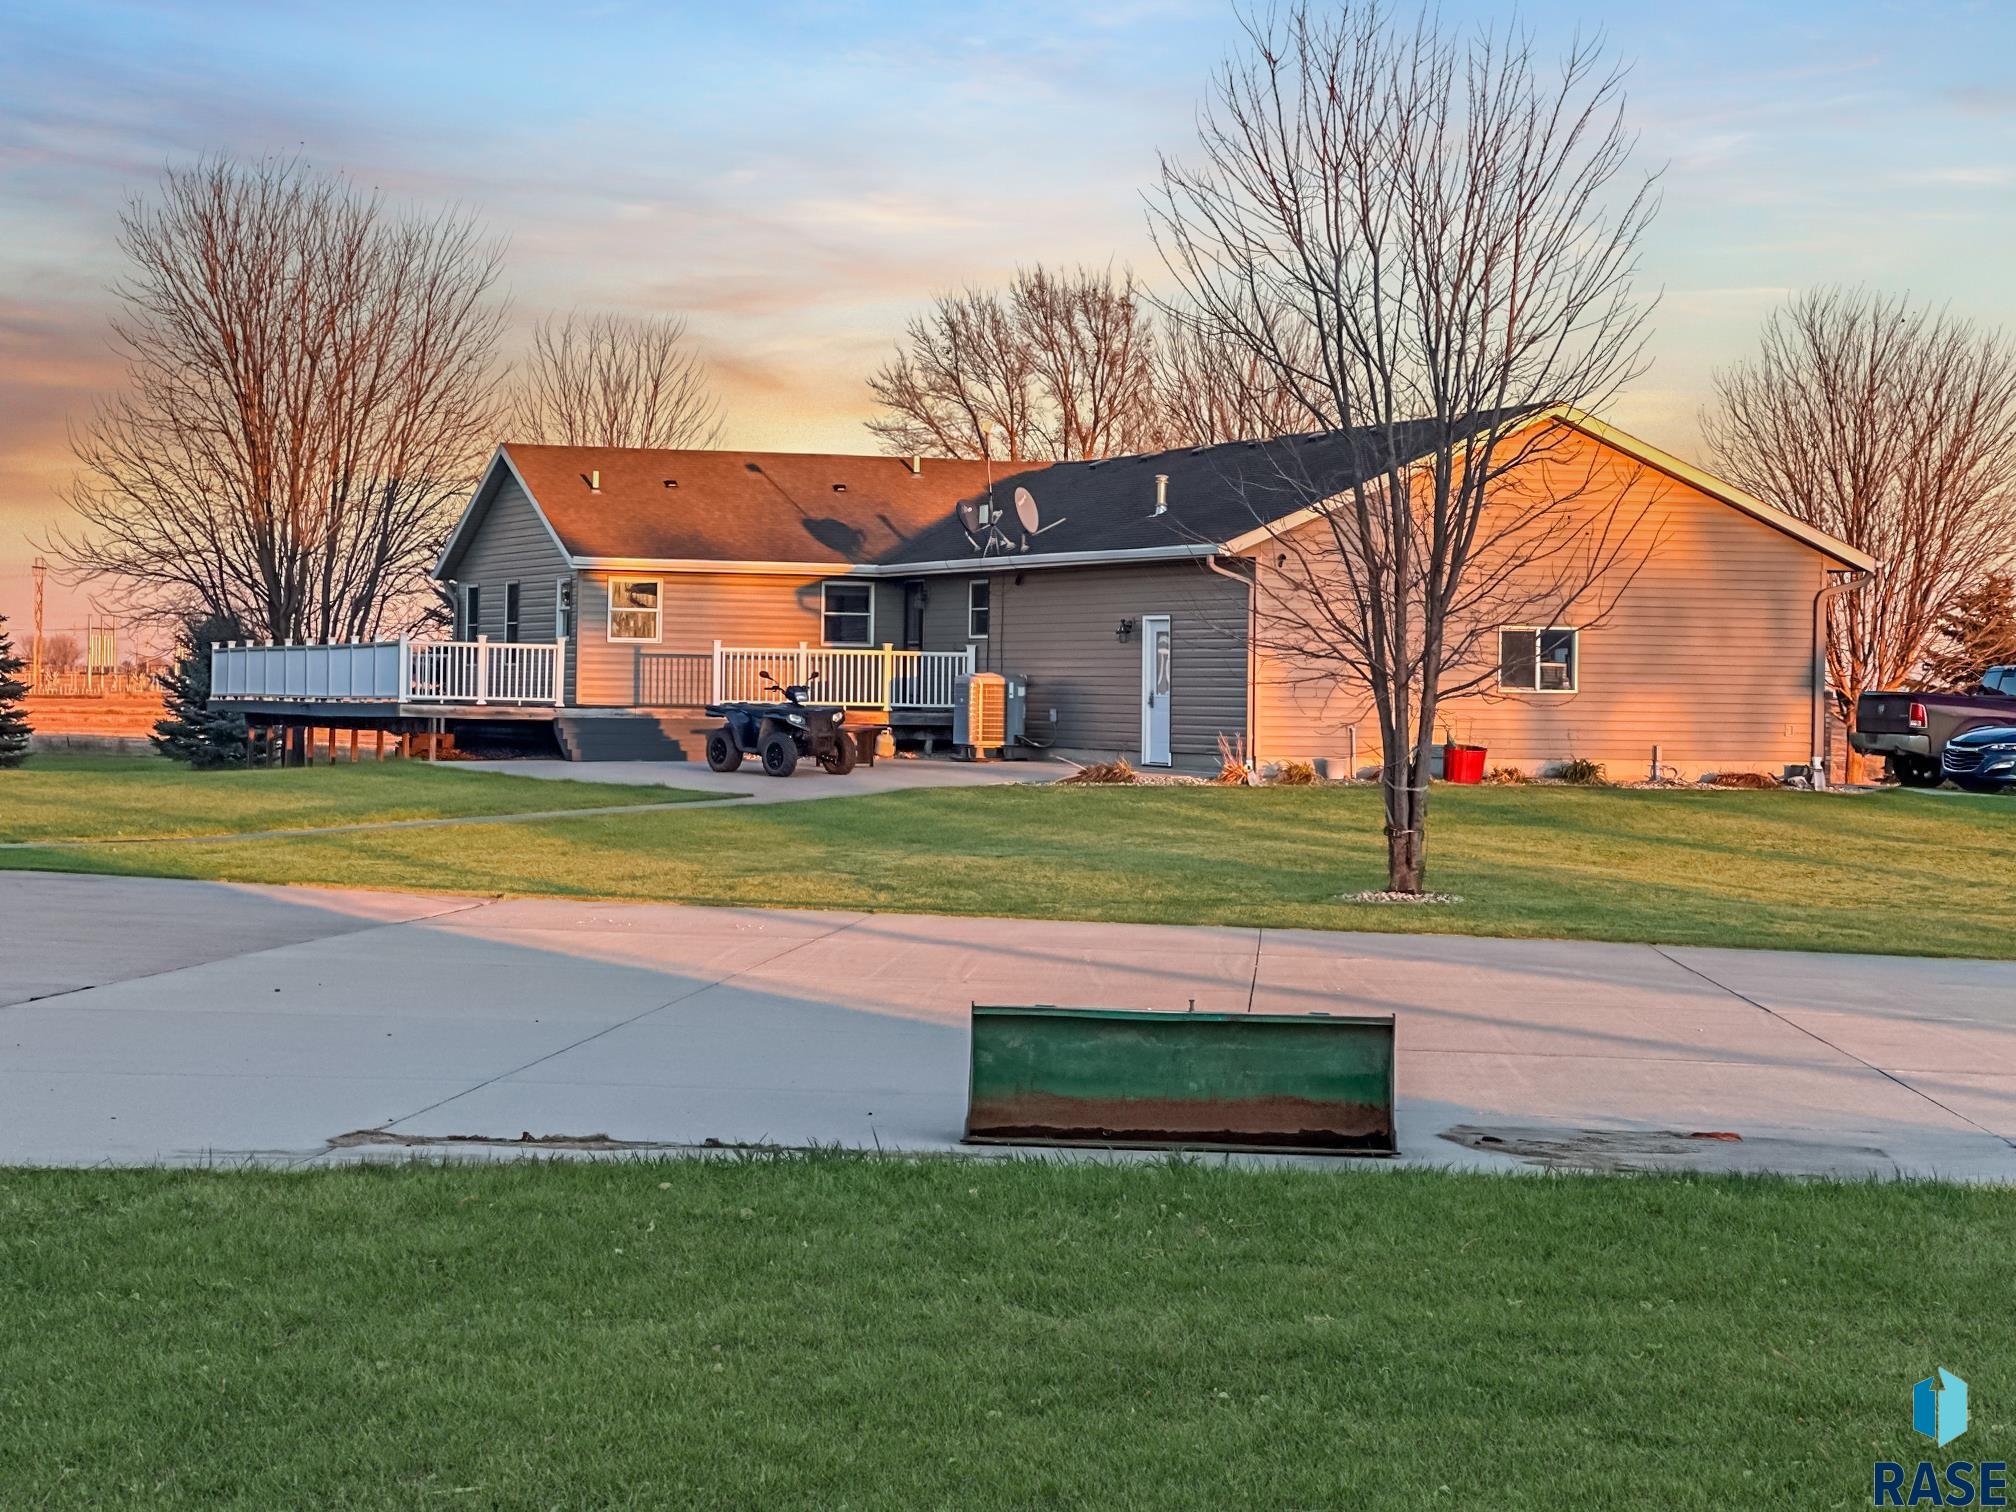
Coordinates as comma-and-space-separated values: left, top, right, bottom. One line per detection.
3, 873, 2011, 1179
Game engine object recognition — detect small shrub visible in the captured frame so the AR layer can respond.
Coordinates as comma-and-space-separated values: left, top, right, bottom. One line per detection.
1270, 760, 1319, 786
1213, 732, 1257, 786
1553, 757, 1607, 786
1707, 770, 1779, 790
1062, 759, 1138, 785
1482, 765, 1530, 785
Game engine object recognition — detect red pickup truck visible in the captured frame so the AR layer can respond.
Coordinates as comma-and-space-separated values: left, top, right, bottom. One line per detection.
1854, 665, 2016, 785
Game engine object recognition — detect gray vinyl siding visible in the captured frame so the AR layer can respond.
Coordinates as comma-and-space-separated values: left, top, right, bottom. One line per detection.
952, 560, 1250, 761
446, 474, 569, 651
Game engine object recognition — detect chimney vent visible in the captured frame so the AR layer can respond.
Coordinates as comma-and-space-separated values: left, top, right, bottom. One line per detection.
1153, 474, 1168, 515
907, 455, 923, 476
589, 469, 601, 492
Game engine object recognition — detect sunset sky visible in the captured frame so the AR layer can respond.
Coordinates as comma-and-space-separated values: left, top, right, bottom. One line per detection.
3, 0, 2012, 634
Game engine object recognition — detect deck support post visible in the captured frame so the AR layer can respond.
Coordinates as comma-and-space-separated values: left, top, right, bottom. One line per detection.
349, 727, 360, 763
375, 728, 386, 762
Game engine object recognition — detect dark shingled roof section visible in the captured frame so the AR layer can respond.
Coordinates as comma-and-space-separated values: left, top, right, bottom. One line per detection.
501, 444, 1012, 565
498, 413, 1537, 570
874, 418, 1497, 566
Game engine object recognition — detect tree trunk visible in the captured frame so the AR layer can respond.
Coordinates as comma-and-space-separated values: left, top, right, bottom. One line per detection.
1841, 701, 1869, 785
1385, 823, 1424, 894
1381, 761, 1428, 894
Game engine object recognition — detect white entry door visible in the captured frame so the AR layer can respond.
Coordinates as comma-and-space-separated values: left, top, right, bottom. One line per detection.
1140, 615, 1172, 766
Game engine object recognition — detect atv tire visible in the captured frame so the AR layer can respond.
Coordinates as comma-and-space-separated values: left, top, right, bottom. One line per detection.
816, 731, 858, 775
706, 728, 744, 773
761, 732, 800, 778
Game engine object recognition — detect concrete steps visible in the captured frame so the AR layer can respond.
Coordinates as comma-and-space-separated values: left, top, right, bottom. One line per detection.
554, 711, 716, 763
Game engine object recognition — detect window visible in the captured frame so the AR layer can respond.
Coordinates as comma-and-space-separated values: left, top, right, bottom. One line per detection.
821, 581, 873, 646
554, 578, 574, 640
607, 578, 661, 642
967, 579, 991, 640
458, 584, 481, 640
1498, 627, 1578, 692
503, 581, 521, 643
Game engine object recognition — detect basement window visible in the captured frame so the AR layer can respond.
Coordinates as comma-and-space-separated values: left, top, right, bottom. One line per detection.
822, 581, 874, 646
607, 578, 661, 643
1498, 627, 1578, 693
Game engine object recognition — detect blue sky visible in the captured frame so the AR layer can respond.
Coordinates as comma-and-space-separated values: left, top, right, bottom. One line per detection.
3, 0, 2012, 623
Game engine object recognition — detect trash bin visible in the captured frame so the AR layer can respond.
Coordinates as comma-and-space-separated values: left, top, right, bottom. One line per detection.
1443, 743, 1486, 784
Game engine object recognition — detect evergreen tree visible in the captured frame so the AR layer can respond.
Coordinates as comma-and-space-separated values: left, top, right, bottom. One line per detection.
153, 614, 254, 768
1918, 572, 2016, 691
0, 613, 31, 768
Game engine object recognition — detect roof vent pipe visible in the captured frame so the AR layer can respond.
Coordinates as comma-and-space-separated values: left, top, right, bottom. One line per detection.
589, 470, 601, 492
1153, 474, 1168, 515
907, 455, 923, 476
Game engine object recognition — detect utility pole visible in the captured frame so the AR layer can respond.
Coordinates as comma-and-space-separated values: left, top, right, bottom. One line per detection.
30, 556, 45, 689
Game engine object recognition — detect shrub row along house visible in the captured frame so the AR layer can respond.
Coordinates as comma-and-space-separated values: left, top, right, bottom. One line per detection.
209, 406, 1872, 778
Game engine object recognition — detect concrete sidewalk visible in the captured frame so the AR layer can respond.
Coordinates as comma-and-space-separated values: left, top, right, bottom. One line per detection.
2, 872, 2011, 1179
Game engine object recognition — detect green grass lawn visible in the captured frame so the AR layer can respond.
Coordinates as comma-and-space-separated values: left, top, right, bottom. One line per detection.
0, 1157, 2006, 1509
0, 754, 713, 843
6, 758, 2013, 955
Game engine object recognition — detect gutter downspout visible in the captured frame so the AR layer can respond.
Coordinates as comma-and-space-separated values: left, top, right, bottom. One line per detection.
1812, 569, 1872, 790
1206, 551, 1260, 773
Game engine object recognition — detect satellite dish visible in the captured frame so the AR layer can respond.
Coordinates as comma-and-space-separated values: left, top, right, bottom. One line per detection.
1013, 487, 1039, 535
957, 498, 982, 535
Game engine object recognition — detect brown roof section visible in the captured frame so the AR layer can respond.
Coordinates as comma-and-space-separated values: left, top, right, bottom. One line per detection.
499, 444, 1016, 565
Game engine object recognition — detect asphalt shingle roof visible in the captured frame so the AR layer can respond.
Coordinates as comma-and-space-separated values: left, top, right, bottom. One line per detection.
877, 421, 1471, 566
488, 415, 1540, 572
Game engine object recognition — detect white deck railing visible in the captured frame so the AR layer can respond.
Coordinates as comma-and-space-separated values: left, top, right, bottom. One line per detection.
712, 642, 974, 710
210, 638, 566, 707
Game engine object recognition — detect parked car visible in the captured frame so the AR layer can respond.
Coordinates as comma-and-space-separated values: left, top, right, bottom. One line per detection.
1854, 666, 2016, 786
1940, 724, 2016, 793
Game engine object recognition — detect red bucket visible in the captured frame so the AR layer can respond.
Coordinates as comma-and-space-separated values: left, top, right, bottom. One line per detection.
1443, 743, 1486, 784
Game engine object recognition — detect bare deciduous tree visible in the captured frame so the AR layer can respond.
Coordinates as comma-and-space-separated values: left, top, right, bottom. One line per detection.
866, 287, 1040, 460
1704, 288, 2016, 780
1149, 2, 1658, 892
53, 157, 506, 643
513, 310, 724, 450
1013, 265, 1161, 459
866, 265, 1159, 461
1151, 311, 1318, 447
38, 634, 82, 672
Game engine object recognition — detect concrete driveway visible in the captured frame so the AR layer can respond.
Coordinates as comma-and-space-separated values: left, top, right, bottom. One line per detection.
457, 754, 1067, 803
3, 872, 2012, 1179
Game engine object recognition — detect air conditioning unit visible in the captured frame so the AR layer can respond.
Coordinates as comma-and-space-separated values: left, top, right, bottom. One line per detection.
954, 671, 1027, 759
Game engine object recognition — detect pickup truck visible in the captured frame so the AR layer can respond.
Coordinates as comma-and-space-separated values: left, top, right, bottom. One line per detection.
1854, 665, 2016, 785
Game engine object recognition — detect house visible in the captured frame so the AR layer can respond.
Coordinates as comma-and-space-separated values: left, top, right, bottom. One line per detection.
210, 406, 1874, 779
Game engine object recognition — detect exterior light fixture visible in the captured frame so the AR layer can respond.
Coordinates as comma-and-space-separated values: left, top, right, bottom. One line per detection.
1116, 618, 1137, 643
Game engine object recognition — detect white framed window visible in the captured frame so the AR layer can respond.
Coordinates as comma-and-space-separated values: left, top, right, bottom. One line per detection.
821, 580, 874, 646
607, 578, 661, 642
554, 577, 574, 640
1498, 626, 1578, 693
458, 583, 481, 640
967, 578, 991, 640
